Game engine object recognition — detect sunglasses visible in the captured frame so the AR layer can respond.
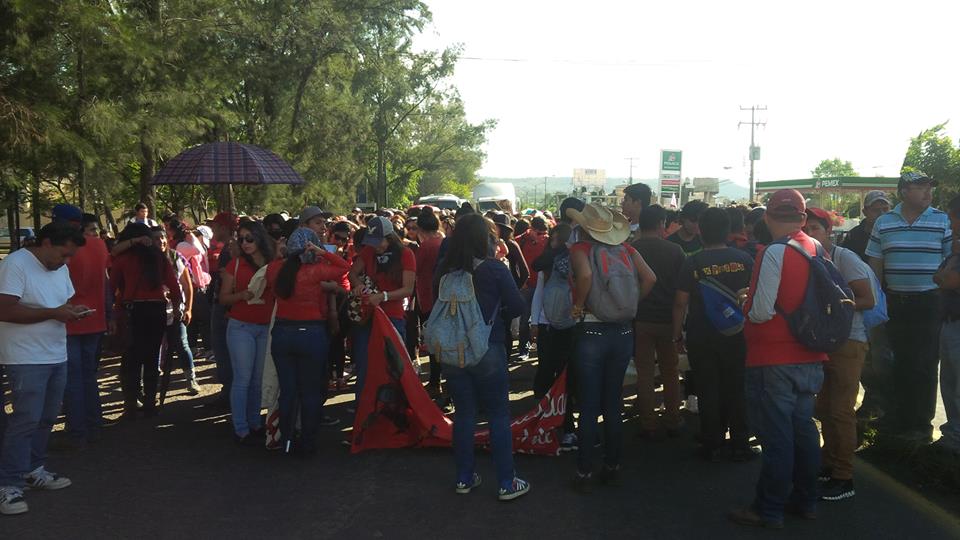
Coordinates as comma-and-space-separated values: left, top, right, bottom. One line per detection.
239, 235, 256, 244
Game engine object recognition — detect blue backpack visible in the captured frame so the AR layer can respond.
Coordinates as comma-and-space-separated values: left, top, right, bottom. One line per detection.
541, 251, 576, 330
696, 268, 745, 336
423, 266, 498, 369
774, 239, 855, 353
862, 266, 888, 330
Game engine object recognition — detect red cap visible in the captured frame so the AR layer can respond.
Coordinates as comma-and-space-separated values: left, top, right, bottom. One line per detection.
767, 189, 806, 219
805, 207, 833, 231
211, 212, 239, 231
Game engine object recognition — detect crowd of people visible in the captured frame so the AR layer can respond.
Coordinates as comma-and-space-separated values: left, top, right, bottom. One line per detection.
0, 171, 957, 529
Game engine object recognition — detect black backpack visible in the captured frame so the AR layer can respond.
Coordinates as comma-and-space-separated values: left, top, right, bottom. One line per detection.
773, 238, 855, 353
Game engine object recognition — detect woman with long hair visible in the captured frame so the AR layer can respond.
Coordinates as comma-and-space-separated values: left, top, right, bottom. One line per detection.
347, 216, 416, 401
167, 218, 212, 358
434, 214, 530, 501
415, 207, 445, 397
220, 220, 275, 445
266, 228, 351, 455
110, 223, 182, 418
152, 226, 200, 395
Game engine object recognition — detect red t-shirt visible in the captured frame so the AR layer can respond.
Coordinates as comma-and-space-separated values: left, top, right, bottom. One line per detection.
111, 250, 181, 304
415, 235, 443, 314
67, 237, 110, 335
359, 245, 416, 320
518, 229, 549, 287
266, 252, 351, 321
227, 257, 273, 325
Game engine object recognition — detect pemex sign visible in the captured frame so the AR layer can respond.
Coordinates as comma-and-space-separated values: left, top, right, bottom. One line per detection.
659, 150, 682, 195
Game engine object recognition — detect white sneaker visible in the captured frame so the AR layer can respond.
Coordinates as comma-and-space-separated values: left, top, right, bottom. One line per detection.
24, 466, 72, 490
0, 486, 28, 515
684, 395, 699, 414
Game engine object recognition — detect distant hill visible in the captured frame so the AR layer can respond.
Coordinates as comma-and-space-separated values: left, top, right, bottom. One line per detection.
479, 176, 751, 202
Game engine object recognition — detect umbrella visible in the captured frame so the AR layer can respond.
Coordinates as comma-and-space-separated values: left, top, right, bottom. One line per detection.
151, 141, 305, 186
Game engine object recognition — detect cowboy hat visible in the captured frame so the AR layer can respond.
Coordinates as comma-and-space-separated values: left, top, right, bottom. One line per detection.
565, 203, 630, 246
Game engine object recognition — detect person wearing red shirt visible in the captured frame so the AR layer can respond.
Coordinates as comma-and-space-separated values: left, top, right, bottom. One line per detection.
326, 221, 355, 389
730, 190, 828, 529
111, 223, 182, 418
516, 216, 549, 360
219, 221, 275, 444
54, 208, 110, 447
348, 216, 416, 402
414, 208, 444, 395
266, 228, 350, 455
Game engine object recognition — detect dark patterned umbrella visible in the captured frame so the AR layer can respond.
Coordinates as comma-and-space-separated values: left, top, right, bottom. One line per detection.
151, 141, 305, 185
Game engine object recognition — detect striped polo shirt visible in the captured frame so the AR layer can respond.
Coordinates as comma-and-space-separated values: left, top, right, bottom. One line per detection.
865, 204, 952, 293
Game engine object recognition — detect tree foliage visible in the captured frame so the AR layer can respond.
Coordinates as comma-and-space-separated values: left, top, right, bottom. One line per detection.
811, 158, 858, 178
0, 0, 492, 229
901, 122, 960, 206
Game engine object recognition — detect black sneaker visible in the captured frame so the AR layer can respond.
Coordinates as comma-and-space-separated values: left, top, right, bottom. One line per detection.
572, 472, 593, 494
820, 478, 855, 501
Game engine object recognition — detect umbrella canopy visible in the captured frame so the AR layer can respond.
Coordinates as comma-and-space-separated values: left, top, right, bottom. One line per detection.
151, 141, 305, 186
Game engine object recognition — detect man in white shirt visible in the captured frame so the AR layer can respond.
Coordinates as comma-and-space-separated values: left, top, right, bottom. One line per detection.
0, 222, 92, 516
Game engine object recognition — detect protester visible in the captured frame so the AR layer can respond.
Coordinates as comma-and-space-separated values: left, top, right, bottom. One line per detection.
155, 227, 201, 395
866, 171, 951, 442
842, 190, 891, 262
434, 213, 530, 500
620, 183, 650, 244
0, 222, 89, 516
207, 212, 238, 402
49, 205, 111, 449
220, 221, 275, 445
267, 227, 351, 455
667, 200, 707, 256
491, 213, 529, 360
934, 194, 960, 455
348, 216, 416, 401
516, 216, 549, 363
327, 221, 355, 390
128, 202, 159, 227
414, 207, 445, 397
804, 208, 874, 501
111, 223, 183, 419
567, 203, 655, 493
674, 208, 754, 461
730, 189, 826, 529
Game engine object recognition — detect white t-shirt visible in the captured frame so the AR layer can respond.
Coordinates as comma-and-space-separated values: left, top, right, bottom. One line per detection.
0, 248, 75, 364
830, 244, 871, 343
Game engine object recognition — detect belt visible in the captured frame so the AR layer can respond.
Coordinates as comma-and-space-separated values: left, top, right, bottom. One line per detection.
274, 318, 325, 327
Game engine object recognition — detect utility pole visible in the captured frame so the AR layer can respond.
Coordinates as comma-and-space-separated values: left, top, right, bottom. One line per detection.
543, 176, 548, 209
624, 157, 642, 182
739, 106, 767, 202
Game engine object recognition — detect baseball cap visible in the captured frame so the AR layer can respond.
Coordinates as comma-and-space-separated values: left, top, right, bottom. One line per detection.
299, 206, 324, 225
766, 189, 806, 219
863, 190, 891, 208
805, 208, 833, 231
362, 216, 397, 247
52, 204, 83, 223
899, 170, 936, 187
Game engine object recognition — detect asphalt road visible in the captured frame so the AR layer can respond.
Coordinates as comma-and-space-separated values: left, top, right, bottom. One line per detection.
3, 353, 960, 539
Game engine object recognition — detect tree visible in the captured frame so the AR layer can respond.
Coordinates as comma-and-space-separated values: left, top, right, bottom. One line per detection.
902, 122, 960, 206
811, 158, 858, 178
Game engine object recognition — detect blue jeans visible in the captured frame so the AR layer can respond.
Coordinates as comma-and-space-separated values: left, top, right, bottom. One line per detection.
211, 303, 233, 395
746, 362, 824, 523
64, 333, 103, 439
163, 322, 195, 375
575, 322, 633, 474
445, 343, 515, 489
0, 363, 67, 488
227, 319, 268, 437
352, 317, 405, 401
939, 321, 960, 449
271, 322, 330, 452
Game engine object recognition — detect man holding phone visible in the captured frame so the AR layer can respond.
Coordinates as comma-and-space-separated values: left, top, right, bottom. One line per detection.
0, 222, 93, 516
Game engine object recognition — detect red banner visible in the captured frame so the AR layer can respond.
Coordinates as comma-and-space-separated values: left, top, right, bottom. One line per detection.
350, 308, 567, 456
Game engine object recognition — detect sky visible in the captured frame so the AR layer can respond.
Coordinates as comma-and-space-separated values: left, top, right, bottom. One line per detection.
416, 0, 960, 187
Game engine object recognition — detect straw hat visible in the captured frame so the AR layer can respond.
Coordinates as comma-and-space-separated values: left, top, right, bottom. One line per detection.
564, 203, 630, 246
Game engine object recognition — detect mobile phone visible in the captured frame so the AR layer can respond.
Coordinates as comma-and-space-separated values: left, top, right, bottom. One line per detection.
77, 308, 97, 317
324, 244, 337, 253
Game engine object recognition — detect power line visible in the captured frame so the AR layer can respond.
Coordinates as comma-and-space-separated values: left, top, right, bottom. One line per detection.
739, 105, 767, 202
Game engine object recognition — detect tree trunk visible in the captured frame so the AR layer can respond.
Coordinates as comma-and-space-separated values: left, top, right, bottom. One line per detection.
377, 139, 387, 207
139, 134, 156, 216
100, 189, 119, 236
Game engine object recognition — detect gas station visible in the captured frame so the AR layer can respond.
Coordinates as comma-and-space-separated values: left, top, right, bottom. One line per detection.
756, 176, 899, 216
